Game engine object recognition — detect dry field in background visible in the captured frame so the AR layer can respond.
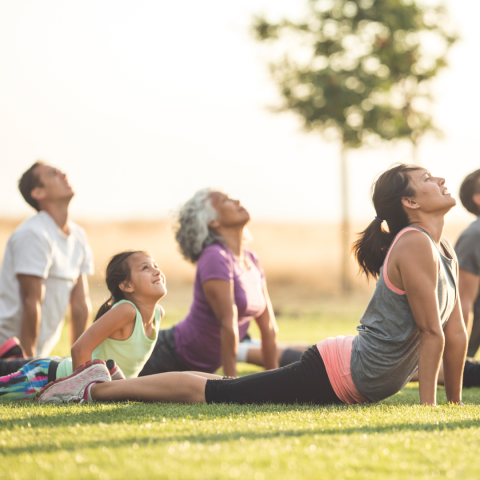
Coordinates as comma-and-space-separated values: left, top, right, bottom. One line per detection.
0, 217, 470, 312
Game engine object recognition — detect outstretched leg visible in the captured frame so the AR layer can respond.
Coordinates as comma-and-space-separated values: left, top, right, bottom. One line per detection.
90, 347, 342, 406
91, 372, 209, 403
0, 358, 32, 376
0, 358, 52, 401
183, 371, 223, 379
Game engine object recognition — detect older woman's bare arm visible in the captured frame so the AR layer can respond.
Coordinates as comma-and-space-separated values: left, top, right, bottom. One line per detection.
203, 279, 239, 377
254, 286, 278, 370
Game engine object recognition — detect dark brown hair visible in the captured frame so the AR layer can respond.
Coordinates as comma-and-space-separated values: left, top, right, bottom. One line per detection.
352, 163, 421, 279
459, 169, 480, 215
18, 161, 45, 211
94, 250, 148, 321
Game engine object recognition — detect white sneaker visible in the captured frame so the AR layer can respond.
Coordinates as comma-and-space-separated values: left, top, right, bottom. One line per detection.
37, 360, 110, 404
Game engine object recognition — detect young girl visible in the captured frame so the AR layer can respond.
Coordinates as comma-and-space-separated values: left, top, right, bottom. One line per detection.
0, 250, 166, 401
38, 164, 468, 407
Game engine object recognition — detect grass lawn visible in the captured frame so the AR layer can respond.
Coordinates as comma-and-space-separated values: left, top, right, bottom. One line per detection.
1, 301, 480, 480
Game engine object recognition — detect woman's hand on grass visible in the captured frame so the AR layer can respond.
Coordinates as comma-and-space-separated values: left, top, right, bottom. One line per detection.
395, 232, 445, 406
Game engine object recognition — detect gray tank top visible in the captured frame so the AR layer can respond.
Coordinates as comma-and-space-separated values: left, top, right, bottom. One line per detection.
350, 226, 457, 403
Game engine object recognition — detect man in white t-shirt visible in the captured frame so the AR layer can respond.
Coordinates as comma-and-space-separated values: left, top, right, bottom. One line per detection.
0, 161, 94, 362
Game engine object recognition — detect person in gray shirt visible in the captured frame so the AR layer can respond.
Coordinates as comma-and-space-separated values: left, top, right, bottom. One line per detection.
412, 168, 480, 387
455, 169, 480, 356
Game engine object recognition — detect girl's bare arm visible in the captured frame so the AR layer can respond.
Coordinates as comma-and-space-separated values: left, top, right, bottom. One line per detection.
71, 303, 136, 371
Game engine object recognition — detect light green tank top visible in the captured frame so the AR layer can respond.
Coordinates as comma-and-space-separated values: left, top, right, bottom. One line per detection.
56, 300, 161, 379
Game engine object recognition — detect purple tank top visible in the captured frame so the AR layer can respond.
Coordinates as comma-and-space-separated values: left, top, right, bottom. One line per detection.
174, 244, 267, 372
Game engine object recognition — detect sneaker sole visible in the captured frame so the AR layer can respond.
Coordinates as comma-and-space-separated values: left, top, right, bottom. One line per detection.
37, 360, 109, 404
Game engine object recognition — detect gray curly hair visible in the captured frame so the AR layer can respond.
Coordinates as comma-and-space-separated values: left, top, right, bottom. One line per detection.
175, 188, 224, 263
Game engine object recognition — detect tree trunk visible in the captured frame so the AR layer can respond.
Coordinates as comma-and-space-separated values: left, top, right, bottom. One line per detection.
340, 143, 351, 293
412, 141, 420, 166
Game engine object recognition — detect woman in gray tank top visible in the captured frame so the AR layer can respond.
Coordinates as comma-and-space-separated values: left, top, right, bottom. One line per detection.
37, 164, 468, 407
350, 164, 465, 405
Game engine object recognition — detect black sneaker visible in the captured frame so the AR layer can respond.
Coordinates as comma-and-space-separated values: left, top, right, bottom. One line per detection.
0, 337, 25, 359
463, 358, 480, 388
106, 359, 126, 380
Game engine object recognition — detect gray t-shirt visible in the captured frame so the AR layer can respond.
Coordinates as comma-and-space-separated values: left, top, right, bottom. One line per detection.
455, 217, 480, 356
455, 216, 480, 289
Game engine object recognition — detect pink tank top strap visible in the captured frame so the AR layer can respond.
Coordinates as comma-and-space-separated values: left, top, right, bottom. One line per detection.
383, 227, 428, 295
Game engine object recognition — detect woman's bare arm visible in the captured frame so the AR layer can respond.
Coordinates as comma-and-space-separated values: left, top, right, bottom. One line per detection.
393, 232, 444, 406
442, 298, 467, 403
254, 286, 278, 370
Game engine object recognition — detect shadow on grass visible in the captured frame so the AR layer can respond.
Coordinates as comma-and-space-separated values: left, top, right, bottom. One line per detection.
2, 414, 480, 457
0, 397, 416, 428
0, 386, 478, 432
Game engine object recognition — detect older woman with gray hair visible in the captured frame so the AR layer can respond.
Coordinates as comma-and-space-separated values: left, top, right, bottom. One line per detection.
139, 189, 305, 378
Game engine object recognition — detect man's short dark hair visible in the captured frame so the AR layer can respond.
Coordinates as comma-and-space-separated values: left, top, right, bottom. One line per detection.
460, 168, 480, 215
18, 161, 44, 211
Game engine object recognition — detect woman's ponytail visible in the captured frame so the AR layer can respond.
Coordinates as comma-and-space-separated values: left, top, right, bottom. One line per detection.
352, 218, 393, 279
352, 163, 421, 279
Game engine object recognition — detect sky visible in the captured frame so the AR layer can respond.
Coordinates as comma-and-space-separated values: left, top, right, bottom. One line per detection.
0, 0, 478, 223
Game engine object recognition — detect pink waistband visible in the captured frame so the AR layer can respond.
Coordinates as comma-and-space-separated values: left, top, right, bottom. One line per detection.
317, 336, 369, 405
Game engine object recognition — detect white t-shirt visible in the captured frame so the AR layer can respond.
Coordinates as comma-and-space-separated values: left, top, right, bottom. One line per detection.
0, 211, 94, 356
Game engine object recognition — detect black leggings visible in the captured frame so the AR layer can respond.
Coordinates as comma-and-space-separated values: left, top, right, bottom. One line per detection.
205, 346, 342, 405
463, 358, 480, 388
139, 326, 188, 376
0, 358, 32, 377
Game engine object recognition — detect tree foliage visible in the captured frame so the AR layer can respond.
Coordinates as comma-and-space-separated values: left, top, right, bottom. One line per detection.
253, 0, 458, 149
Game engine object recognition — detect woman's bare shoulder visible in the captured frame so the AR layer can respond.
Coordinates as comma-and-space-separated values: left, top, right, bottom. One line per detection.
395, 229, 431, 246
393, 230, 436, 265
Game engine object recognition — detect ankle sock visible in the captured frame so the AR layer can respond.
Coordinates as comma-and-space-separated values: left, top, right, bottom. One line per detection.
87, 383, 95, 403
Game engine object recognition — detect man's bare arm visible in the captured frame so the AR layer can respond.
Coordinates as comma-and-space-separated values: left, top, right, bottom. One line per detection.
70, 274, 92, 346
17, 274, 44, 357
458, 268, 480, 337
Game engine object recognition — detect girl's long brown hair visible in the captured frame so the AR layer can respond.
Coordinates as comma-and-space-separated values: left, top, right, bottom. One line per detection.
94, 250, 147, 321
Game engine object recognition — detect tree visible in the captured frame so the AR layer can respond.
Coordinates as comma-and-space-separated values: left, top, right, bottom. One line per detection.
253, 0, 458, 292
